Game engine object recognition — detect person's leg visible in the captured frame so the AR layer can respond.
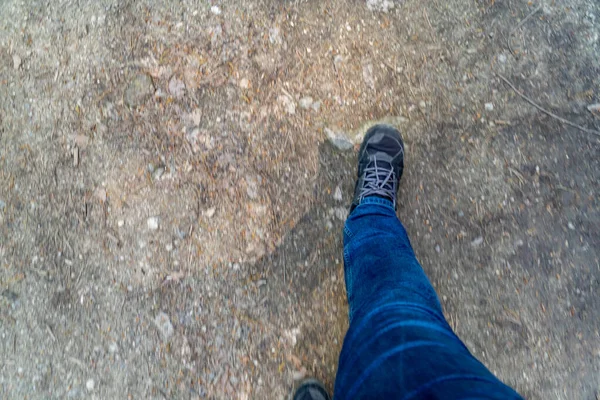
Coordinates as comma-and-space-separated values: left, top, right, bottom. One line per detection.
333, 125, 523, 399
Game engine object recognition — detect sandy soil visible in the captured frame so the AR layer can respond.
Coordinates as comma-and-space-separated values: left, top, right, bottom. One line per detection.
1, 0, 599, 399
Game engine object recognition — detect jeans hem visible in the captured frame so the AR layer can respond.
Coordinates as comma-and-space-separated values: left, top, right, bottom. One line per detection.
354, 196, 394, 212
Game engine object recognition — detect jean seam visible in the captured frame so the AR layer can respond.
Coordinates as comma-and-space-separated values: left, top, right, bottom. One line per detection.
343, 225, 354, 240
343, 245, 353, 304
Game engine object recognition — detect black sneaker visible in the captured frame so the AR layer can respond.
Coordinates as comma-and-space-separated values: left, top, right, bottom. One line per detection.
350, 124, 404, 212
292, 379, 331, 400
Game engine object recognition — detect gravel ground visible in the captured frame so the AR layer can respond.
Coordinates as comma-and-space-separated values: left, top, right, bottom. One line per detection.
1, 0, 599, 399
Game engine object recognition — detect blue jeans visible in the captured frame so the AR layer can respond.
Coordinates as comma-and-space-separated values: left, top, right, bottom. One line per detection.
334, 198, 523, 399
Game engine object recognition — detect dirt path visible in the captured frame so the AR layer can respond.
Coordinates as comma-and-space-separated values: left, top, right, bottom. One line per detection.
1, 0, 598, 398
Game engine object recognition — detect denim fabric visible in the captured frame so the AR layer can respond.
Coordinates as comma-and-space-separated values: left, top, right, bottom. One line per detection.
334, 198, 523, 399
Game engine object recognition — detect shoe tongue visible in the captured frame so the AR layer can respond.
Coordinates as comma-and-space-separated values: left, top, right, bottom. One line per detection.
377, 159, 390, 169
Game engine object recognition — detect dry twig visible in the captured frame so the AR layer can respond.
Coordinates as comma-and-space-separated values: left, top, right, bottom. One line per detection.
496, 73, 600, 137
510, 4, 543, 35
507, 4, 543, 56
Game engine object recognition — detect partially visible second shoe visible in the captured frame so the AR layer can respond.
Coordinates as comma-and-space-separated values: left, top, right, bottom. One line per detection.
350, 124, 405, 213
293, 379, 331, 400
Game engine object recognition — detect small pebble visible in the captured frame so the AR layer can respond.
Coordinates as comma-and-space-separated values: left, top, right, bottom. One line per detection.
362, 62, 375, 90
154, 312, 174, 341
325, 128, 353, 151
311, 101, 321, 112
239, 78, 250, 89
168, 77, 185, 98
498, 54, 507, 64
299, 96, 314, 109
108, 342, 119, 353
151, 167, 165, 181
147, 217, 159, 230
485, 103, 494, 111
190, 108, 202, 126
86, 379, 95, 391
13, 55, 22, 70
246, 177, 259, 199
67, 387, 81, 398
269, 27, 281, 44
292, 367, 307, 381
332, 207, 348, 221
205, 207, 216, 218
568, 222, 575, 230
278, 95, 296, 115
210, 5, 221, 15
366, 0, 395, 13
333, 186, 343, 202
435, 244, 441, 253
471, 236, 484, 247
117, 220, 124, 227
